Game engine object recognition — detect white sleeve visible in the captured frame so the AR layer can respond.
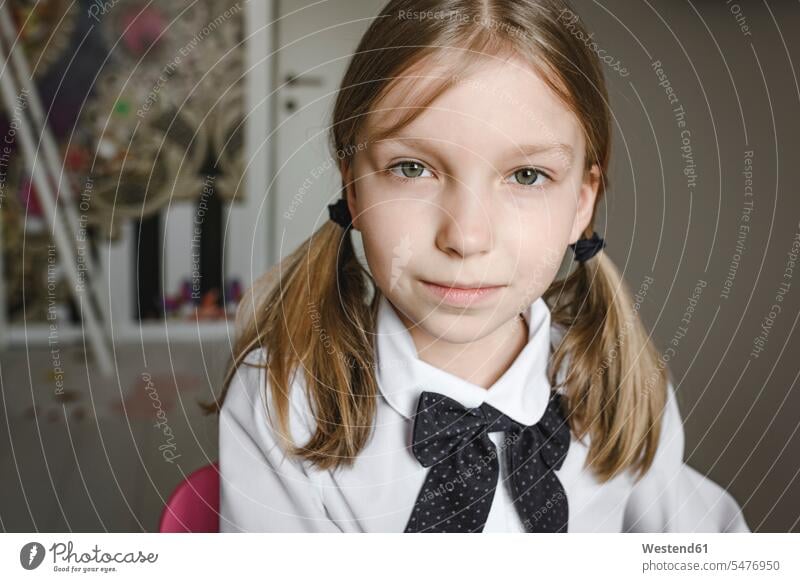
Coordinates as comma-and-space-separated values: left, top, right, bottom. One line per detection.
218, 351, 342, 532
623, 381, 750, 532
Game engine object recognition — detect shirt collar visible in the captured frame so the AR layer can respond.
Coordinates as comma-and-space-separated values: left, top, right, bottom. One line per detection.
375, 293, 556, 426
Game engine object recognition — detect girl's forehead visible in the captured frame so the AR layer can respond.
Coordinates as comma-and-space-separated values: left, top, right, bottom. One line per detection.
363, 54, 582, 151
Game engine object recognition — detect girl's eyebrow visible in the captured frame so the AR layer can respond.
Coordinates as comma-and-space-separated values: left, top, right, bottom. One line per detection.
513, 143, 574, 165
372, 136, 574, 165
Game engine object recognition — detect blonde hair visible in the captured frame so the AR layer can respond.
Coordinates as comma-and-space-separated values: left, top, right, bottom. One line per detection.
203, 0, 667, 483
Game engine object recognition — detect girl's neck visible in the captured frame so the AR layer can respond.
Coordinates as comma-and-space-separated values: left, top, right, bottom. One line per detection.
397, 310, 530, 390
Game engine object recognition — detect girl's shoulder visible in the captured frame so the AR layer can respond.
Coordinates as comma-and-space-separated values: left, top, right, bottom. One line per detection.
221, 347, 318, 448
654, 379, 685, 468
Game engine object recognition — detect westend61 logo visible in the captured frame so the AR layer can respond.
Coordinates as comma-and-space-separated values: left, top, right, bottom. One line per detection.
19, 541, 158, 574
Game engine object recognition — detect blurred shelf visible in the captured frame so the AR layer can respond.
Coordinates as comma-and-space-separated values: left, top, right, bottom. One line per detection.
4, 319, 236, 346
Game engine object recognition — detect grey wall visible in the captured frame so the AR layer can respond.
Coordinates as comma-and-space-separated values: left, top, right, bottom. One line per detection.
572, 0, 799, 531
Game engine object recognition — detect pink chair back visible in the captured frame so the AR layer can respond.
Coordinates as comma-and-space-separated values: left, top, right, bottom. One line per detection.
159, 462, 220, 532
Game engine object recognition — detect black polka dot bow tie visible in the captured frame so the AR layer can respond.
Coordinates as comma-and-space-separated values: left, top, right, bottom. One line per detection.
404, 390, 571, 533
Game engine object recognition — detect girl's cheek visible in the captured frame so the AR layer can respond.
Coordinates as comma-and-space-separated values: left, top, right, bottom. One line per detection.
500, 208, 570, 278
360, 212, 427, 281
359, 198, 425, 232
505, 221, 565, 283
517, 185, 578, 233
502, 206, 564, 246
522, 256, 562, 291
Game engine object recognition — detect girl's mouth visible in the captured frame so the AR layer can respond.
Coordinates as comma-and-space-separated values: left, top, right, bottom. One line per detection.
420, 280, 505, 307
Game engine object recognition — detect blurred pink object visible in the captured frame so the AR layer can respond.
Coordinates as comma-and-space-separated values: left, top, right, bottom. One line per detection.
120, 5, 166, 56
158, 462, 219, 533
18, 177, 43, 217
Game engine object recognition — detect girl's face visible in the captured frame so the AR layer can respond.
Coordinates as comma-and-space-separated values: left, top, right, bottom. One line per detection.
345, 55, 600, 343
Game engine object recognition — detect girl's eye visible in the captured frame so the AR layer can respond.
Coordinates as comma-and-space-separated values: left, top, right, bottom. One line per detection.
508, 167, 550, 188
386, 161, 550, 187
387, 160, 432, 181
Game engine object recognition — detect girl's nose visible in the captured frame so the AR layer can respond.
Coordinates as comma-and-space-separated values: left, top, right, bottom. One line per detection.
434, 185, 493, 258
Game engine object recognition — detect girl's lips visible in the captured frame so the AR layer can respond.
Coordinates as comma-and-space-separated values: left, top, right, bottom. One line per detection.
420, 280, 505, 307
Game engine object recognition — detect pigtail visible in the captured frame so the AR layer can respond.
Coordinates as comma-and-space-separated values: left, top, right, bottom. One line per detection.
293, 220, 380, 468
545, 250, 668, 482
202, 217, 380, 470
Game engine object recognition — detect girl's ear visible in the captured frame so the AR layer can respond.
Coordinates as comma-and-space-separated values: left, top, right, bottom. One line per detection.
570, 163, 601, 244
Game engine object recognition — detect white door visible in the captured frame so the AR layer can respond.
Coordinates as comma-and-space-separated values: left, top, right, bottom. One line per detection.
272, 0, 385, 261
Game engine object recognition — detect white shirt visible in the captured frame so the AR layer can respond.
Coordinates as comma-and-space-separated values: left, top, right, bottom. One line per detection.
219, 294, 750, 532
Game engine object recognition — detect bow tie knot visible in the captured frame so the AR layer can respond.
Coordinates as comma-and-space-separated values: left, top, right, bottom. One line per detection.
405, 389, 571, 533
411, 393, 523, 467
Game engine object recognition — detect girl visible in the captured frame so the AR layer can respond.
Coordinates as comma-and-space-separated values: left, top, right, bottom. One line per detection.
207, 0, 750, 533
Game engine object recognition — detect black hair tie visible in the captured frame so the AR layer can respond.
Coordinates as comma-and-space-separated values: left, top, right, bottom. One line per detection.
569, 231, 605, 262
327, 197, 352, 229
